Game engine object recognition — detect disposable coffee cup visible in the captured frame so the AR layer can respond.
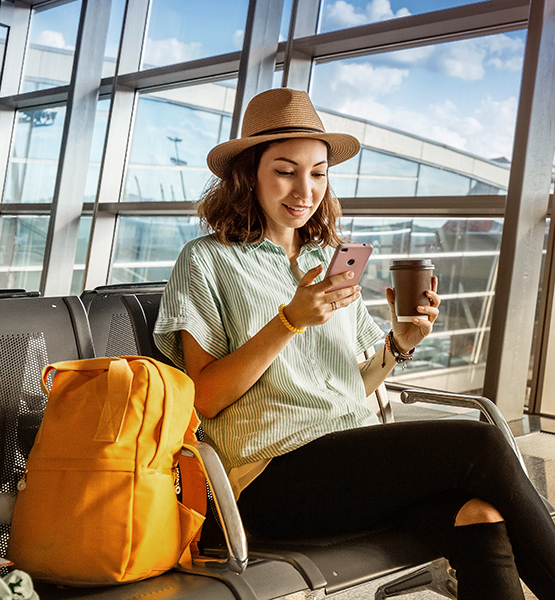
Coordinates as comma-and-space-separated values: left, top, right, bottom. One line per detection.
390, 259, 435, 322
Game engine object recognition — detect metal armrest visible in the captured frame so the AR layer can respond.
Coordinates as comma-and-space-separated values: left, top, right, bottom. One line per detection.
182, 441, 249, 575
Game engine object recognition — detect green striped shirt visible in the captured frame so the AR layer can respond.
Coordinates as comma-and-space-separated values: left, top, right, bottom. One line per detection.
154, 234, 384, 471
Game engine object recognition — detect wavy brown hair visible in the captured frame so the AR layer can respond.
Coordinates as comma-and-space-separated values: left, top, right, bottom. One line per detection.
197, 141, 343, 246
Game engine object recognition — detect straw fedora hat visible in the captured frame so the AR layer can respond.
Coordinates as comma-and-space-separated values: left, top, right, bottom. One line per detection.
206, 88, 360, 178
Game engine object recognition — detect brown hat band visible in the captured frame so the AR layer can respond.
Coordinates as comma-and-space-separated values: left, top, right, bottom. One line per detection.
251, 125, 325, 137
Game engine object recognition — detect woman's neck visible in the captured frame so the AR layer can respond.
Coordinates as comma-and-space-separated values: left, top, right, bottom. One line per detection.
265, 228, 302, 265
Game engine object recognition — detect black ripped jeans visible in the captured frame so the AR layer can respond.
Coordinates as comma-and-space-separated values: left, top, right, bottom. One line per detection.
238, 421, 555, 599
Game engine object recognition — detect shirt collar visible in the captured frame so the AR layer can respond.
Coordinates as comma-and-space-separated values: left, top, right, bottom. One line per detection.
242, 239, 323, 255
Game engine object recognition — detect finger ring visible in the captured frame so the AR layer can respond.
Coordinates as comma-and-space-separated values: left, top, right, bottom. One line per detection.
331, 301, 337, 311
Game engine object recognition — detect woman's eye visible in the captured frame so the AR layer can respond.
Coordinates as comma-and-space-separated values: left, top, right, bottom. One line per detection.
276, 170, 293, 176
313, 172, 327, 178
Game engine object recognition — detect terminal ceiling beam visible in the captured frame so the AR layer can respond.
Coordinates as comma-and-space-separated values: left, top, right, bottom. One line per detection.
483, 0, 555, 420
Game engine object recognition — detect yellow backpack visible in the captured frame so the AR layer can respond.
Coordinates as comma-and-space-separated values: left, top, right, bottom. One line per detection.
8, 357, 205, 586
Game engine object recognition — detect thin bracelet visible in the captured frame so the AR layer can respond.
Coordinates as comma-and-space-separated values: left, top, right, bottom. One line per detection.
382, 329, 415, 369
278, 304, 306, 334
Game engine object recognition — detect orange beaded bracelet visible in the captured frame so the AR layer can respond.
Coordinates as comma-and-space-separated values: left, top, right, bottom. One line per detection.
278, 304, 306, 334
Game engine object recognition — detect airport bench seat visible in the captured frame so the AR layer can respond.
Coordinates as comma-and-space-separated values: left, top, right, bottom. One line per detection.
1, 288, 546, 599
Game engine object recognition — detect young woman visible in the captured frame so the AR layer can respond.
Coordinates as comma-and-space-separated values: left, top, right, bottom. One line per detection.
154, 88, 555, 599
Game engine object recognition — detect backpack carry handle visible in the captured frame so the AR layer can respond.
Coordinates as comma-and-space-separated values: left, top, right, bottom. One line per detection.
41, 358, 134, 443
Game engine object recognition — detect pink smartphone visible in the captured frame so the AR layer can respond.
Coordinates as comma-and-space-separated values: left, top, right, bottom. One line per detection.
324, 243, 373, 292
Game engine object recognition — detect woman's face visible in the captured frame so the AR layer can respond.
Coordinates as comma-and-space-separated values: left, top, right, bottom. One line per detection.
255, 138, 329, 239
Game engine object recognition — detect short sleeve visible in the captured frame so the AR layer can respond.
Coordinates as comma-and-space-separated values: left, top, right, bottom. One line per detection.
153, 239, 229, 370
354, 297, 385, 355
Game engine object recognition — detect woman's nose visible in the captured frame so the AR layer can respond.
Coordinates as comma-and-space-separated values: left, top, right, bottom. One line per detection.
292, 175, 311, 200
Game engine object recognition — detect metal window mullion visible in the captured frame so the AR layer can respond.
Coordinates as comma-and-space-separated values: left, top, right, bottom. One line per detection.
482, 0, 555, 420
83, 0, 150, 291
230, 0, 285, 140
530, 197, 555, 414
282, 0, 320, 91
0, 2, 30, 96
40, 0, 113, 296
0, 2, 31, 205
84, 195, 509, 218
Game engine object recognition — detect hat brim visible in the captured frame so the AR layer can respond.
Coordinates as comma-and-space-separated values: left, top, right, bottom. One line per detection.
206, 131, 360, 179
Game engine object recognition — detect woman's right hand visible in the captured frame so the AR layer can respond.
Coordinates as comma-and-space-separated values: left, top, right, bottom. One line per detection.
283, 264, 362, 330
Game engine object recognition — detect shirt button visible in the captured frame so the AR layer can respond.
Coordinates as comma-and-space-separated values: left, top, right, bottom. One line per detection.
310, 359, 316, 364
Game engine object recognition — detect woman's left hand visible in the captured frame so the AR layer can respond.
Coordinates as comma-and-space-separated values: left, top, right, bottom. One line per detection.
385, 276, 440, 354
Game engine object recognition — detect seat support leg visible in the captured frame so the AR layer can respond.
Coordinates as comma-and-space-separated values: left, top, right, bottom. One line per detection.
374, 558, 457, 599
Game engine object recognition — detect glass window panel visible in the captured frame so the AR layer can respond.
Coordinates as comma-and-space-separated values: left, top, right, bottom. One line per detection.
417, 164, 471, 195
355, 148, 418, 196
312, 31, 523, 196
3, 106, 66, 204
84, 99, 111, 203
339, 216, 507, 391
123, 82, 235, 203
102, 0, 126, 77
330, 175, 358, 198
0, 214, 90, 293
0, 215, 48, 291
71, 216, 92, 294
22, 1, 82, 92
361, 148, 419, 177
470, 179, 505, 195
280, 0, 294, 41
141, 0, 249, 70
319, 0, 492, 34
328, 155, 360, 197
110, 216, 203, 283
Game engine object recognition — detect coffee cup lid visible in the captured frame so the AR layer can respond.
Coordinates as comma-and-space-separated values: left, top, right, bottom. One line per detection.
389, 259, 435, 270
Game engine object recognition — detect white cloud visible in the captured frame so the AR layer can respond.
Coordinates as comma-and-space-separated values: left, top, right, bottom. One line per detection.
482, 34, 525, 71
339, 97, 393, 123
325, 0, 367, 27
383, 95, 518, 160
233, 29, 244, 50
430, 35, 524, 81
365, 0, 410, 21
433, 40, 487, 81
326, 62, 408, 121
35, 30, 73, 50
333, 62, 409, 98
467, 95, 518, 158
324, 0, 410, 29
142, 38, 202, 68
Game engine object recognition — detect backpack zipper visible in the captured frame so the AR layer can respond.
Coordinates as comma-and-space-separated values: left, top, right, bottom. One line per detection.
172, 466, 181, 496
17, 470, 28, 491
